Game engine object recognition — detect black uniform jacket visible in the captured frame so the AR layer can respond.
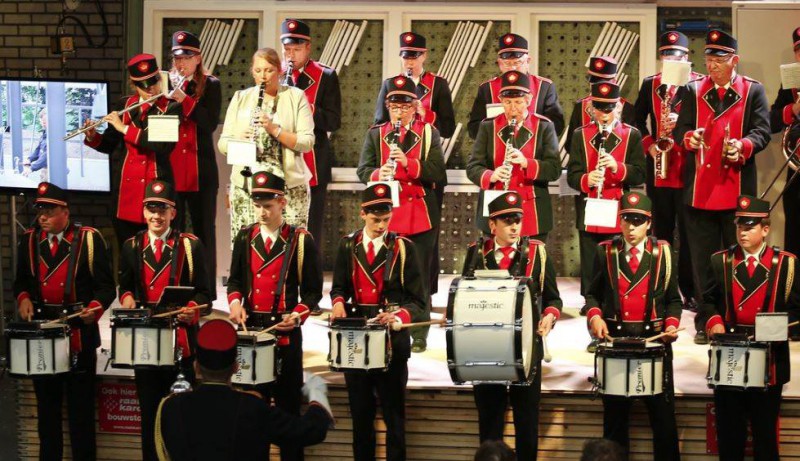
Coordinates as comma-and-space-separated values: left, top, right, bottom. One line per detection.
374, 72, 456, 138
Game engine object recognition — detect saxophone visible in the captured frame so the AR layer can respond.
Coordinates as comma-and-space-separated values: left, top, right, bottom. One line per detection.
386, 120, 402, 181
240, 81, 266, 181
654, 85, 675, 179
502, 118, 518, 190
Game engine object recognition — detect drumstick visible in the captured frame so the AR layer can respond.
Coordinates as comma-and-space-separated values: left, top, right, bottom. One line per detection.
390, 318, 446, 331
603, 333, 616, 342
254, 309, 310, 335
40, 306, 103, 326
645, 327, 686, 342
151, 304, 209, 319
542, 335, 552, 363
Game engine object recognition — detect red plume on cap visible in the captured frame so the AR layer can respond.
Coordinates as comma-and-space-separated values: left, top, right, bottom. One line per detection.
256, 175, 267, 185
506, 194, 518, 204
288, 21, 297, 30
599, 84, 611, 95
508, 73, 518, 83
710, 31, 720, 42
740, 197, 751, 209
177, 33, 185, 43
628, 194, 640, 205
668, 33, 678, 43
504, 35, 514, 45
152, 183, 164, 193
394, 77, 405, 87
404, 33, 414, 43
138, 62, 149, 72
376, 186, 387, 197
594, 60, 604, 69
38, 183, 48, 193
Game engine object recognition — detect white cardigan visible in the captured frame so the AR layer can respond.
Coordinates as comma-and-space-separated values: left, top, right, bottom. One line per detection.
218, 84, 315, 189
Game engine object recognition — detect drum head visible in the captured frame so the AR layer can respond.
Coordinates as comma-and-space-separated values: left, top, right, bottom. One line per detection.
521, 288, 534, 377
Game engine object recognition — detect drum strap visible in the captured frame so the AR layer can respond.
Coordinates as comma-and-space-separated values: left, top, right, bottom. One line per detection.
467, 236, 485, 275
608, 236, 623, 317
272, 225, 296, 315
62, 223, 82, 306
382, 233, 397, 309
644, 236, 660, 327
32, 228, 44, 304
761, 246, 780, 313
134, 230, 147, 303
243, 223, 258, 311
516, 237, 531, 277
722, 246, 737, 326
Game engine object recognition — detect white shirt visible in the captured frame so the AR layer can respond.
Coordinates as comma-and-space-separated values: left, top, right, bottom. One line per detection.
714, 72, 736, 91
47, 231, 64, 245
623, 240, 646, 264
362, 229, 386, 254
493, 239, 518, 266
260, 224, 281, 248
411, 69, 424, 85
149, 228, 171, 253
743, 243, 766, 265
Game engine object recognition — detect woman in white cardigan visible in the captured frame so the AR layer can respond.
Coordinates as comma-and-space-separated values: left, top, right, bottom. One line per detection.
218, 47, 315, 240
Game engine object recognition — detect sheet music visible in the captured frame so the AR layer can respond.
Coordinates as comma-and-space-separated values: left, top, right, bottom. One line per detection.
486, 103, 504, 119
661, 60, 692, 87
147, 115, 179, 142
780, 63, 800, 90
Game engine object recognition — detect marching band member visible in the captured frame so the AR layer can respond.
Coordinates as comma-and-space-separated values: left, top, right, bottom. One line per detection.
374, 31, 456, 300
329, 184, 427, 461
468, 33, 564, 138
281, 19, 342, 302
461, 191, 562, 461
674, 29, 771, 344
168, 30, 222, 297
768, 27, 800, 260
14, 182, 115, 461
466, 70, 561, 240
118, 180, 211, 461
697, 195, 800, 461
155, 320, 333, 460
567, 82, 645, 334
633, 31, 701, 312
227, 171, 323, 461
564, 56, 636, 160
585, 192, 681, 461
83, 53, 180, 250
357, 74, 445, 353
218, 47, 315, 237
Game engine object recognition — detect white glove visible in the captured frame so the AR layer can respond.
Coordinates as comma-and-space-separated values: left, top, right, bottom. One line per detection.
302, 372, 333, 418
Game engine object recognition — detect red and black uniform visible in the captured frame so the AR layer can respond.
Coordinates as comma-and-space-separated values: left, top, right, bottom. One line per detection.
357, 117, 446, 343
330, 230, 426, 461
567, 121, 645, 296
170, 74, 222, 295
118, 228, 211, 461
292, 59, 341, 258
564, 95, 636, 157
585, 236, 682, 461
674, 74, 771, 308
462, 237, 562, 461
467, 112, 561, 239
375, 70, 456, 138
227, 222, 322, 461
14, 223, 115, 460
633, 71, 703, 303
770, 85, 800, 258
698, 245, 800, 460
84, 95, 180, 249
469, 73, 565, 138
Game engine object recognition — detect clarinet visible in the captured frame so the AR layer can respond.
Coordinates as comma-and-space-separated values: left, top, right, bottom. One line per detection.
386, 120, 402, 181
405, 68, 413, 79
284, 60, 295, 86
595, 121, 612, 196
502, 118, 518, 190
241, 81, 266, 182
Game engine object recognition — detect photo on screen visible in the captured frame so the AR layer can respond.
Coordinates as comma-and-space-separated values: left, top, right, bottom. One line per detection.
0, 78, 111, 193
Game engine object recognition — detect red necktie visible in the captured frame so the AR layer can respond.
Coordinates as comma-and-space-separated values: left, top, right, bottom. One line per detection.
499, 247, 514, 270
747, 256, 757, 277
628, 247, 640, 273
717, 87, 726, 101
50, 236, 59, 257
399, 127, 408, 143
292, 70, 300, 85
264, 237, 273, 255
154, 239, 164, 263
367, 241, 376, 265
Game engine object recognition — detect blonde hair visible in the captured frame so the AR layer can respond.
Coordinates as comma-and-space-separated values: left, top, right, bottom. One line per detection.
252, 47, 281, 71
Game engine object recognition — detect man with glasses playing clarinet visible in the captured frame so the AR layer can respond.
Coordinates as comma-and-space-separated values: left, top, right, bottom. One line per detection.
14, 182, 115, 461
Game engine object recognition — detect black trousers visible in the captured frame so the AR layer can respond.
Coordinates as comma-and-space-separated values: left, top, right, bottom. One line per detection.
253, 329, 305, 461
307, 182, 328, 257
112, 218, 147, 253
406, 229, 435, 342
175, 187, 219, 298
646, 185, 696, 301
344, 360, 409, 461
430, 186, 445, 295
134, 358, 195, 461
32, 349, 97, 461
578, 230, 619, 297
714, 385, 783, 461
783, 170, 800, 257
473, 364, 543, 461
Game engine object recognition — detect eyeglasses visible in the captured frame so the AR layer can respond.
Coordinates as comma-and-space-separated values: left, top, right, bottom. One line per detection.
387, 103, 414, 111
499, 57, 526, 67
704, 55, 734, 65
172, 55, 195, 62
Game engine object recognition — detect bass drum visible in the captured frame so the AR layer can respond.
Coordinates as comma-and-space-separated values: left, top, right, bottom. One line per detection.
445, 277, 538, 384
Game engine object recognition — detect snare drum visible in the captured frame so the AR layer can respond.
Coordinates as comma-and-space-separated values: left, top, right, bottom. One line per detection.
707, 335, 770, 389
328, 318, 390, 372
6, 321, 71, 377
232, 331, 277, 386
594, 339, 665, 397
110, 309, 176, 368
445, 277, 538, 384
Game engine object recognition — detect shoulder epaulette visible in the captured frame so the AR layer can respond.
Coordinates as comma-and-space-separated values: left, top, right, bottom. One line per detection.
779, 250, 797, 259
531, 112, 552, 123
481, 76, 500, 86
370, 121, 389, 130
80, 226, 100, 233
180, 232, 199, 240
23, 228, 35, 235
599, 239, 614, 247
742, 76, 762, 85
529, 238, 545, 246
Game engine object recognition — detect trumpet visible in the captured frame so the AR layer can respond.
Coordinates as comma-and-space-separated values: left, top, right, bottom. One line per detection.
595, 121, 612, 196
386, 120, 402, 181
283, 60, 295, 86
64, 72, 189, 141
240, 81, 266, 183
502, 118, 518, 190
654, 85, 676, 179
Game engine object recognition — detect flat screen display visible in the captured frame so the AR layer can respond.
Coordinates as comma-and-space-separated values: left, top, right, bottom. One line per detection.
0, 78, 111, 193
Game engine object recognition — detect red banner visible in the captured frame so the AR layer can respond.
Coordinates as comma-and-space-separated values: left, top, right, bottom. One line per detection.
97, 382, 141, 434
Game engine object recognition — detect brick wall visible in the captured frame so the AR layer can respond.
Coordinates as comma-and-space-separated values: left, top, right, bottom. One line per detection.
0, 0, 126, 320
